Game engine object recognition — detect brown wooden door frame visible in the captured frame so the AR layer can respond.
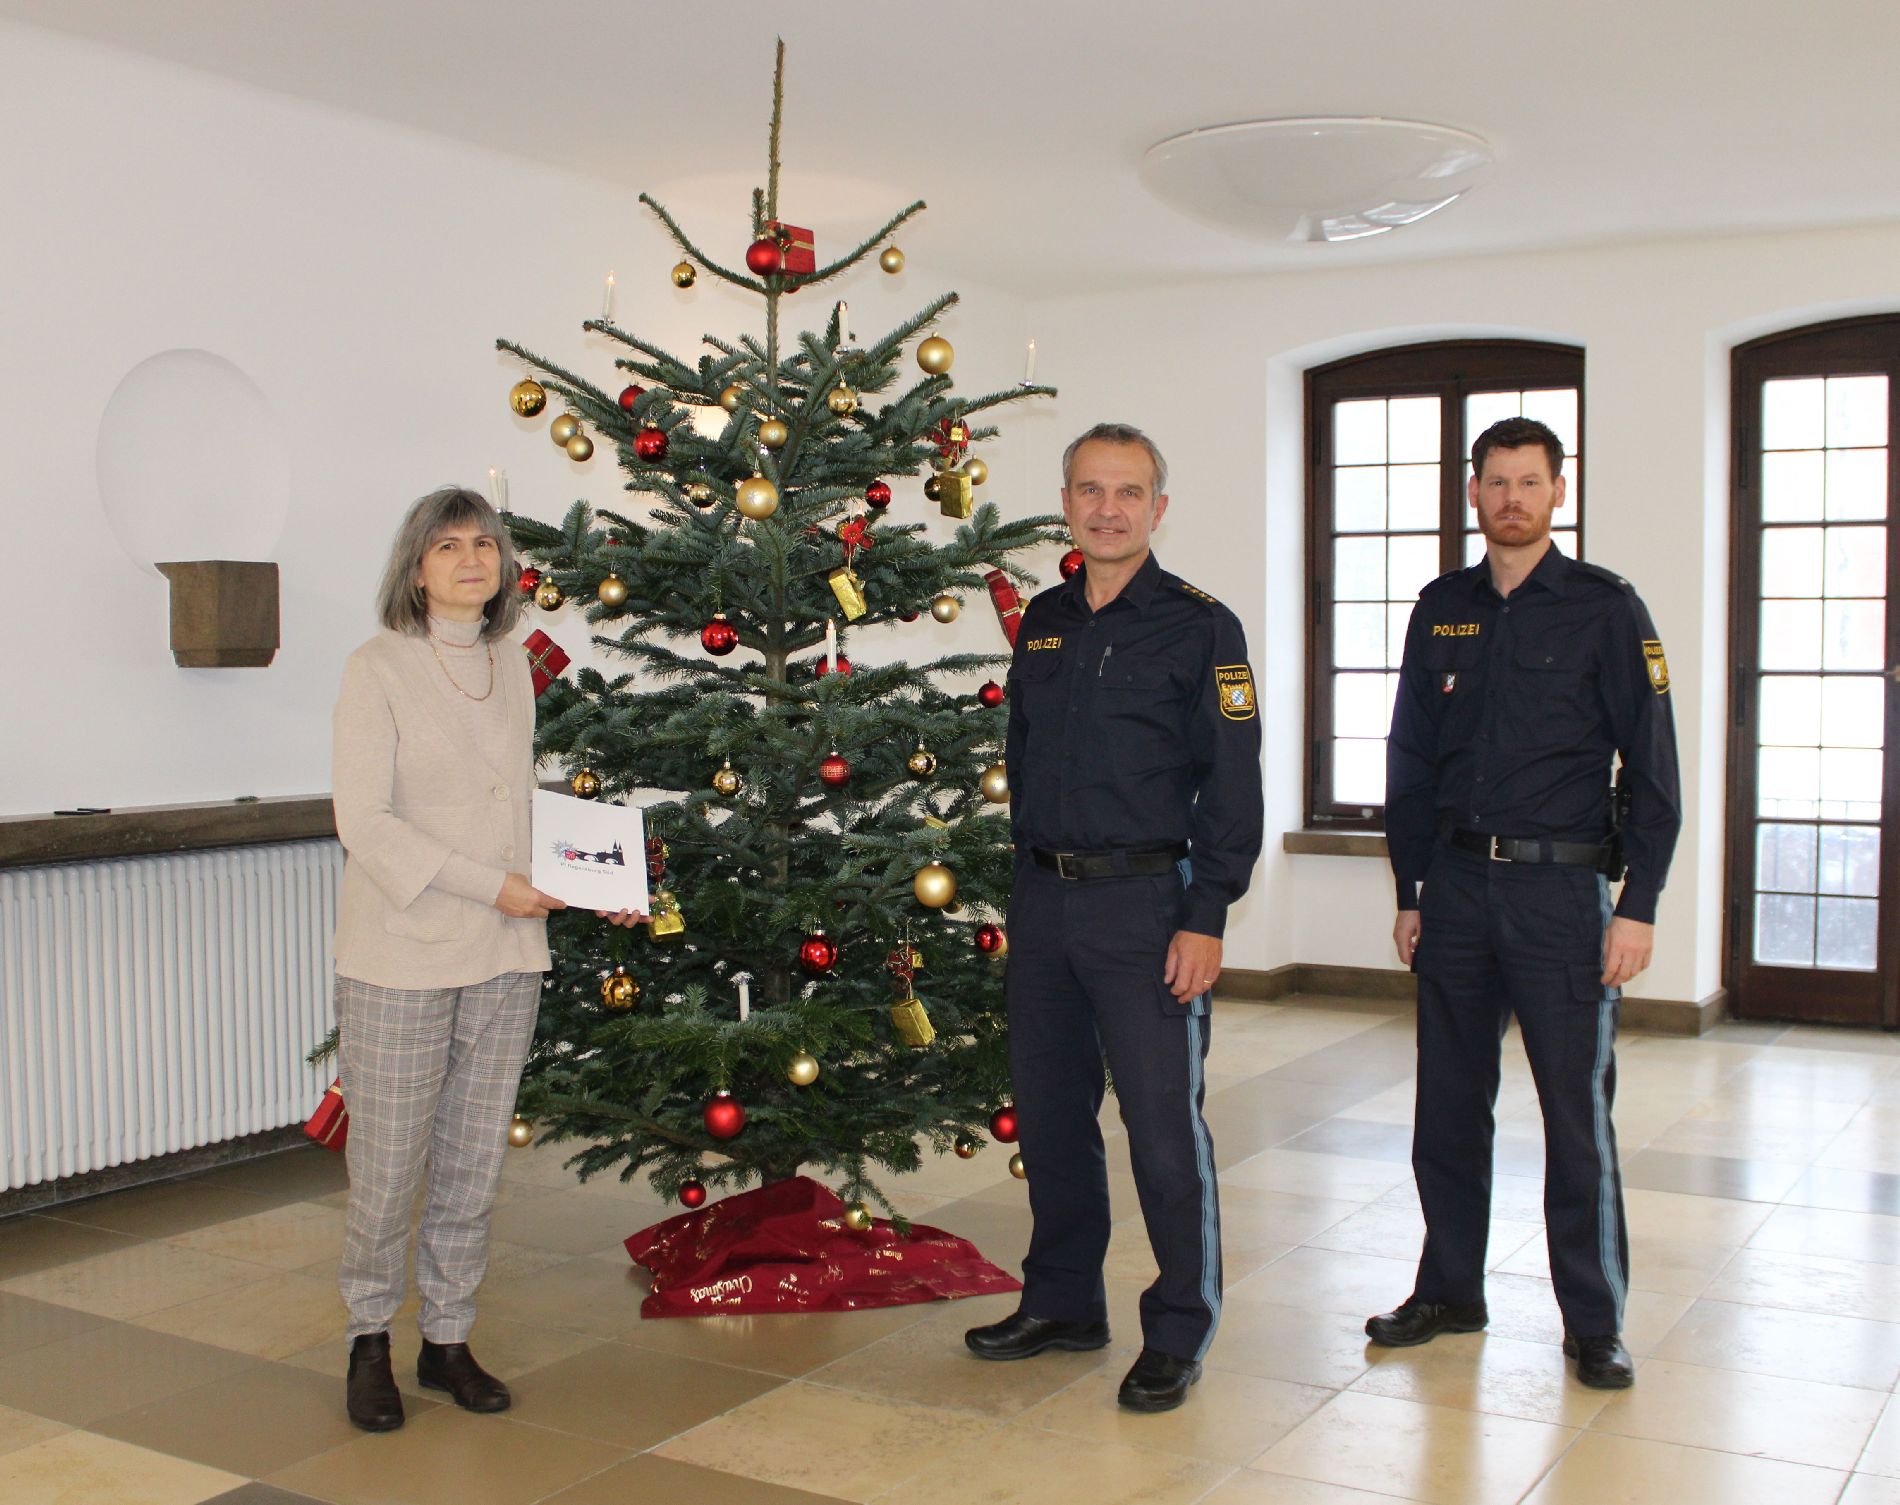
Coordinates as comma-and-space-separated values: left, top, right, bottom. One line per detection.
1727, 315, 1900, 1028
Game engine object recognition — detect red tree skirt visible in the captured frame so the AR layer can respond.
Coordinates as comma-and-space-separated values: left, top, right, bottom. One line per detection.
624, 1175, 1021, 1318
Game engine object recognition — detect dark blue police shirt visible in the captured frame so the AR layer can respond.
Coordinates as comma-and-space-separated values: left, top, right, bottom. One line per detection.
1005, 552, 1265, 938
1385, 544, 1682, 923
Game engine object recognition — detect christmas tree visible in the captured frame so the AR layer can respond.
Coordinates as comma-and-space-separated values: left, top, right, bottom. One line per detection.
495, 43, 1062, 1220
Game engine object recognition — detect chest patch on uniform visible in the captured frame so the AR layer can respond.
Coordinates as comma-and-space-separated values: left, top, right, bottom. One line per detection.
1215, 664, 1257, 720
1024, 636, 1062, 651
1643, 640, 1669, 694
1430, 622, 1481, 637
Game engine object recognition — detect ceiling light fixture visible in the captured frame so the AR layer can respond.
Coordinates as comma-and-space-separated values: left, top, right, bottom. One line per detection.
1139, 117, 1494, 244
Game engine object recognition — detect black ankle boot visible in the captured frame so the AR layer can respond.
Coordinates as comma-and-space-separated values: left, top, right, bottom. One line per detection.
346, 1332, 404, 1432
417, 1339, 511, 1412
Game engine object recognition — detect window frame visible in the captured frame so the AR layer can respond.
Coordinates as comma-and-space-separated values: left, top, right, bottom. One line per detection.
1303, 338, 1587, 830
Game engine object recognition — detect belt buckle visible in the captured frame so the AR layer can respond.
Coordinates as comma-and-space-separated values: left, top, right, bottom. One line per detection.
1489, 836, 1511, 863
1055, 852, 1080, 880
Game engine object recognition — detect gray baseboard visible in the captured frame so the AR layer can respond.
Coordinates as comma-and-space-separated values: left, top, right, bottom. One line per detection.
0, 1126, 310, 1219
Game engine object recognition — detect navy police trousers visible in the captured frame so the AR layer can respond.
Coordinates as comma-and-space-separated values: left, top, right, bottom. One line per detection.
1004, 863, 1222, 1361
1412, 842, 1629, 1338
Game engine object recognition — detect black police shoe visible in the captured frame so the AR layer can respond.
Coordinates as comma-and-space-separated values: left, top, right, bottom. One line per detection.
345, 1331, 404, 1432
1564, 1332, 1634, 1389
1117, 1348, 1202, 1412
964, 1312, 1110, 1361
1364, 1297, 1489, 1347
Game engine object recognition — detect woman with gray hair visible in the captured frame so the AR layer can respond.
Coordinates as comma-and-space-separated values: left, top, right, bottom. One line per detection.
328, 484, 564, 1432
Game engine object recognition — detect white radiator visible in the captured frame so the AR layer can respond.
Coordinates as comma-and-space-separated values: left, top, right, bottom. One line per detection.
0, 840, 342, 1191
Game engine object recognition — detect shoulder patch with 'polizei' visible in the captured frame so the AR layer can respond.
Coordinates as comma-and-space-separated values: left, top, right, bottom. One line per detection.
1643, 640, 1669, 694
1215, 665, 1257, 720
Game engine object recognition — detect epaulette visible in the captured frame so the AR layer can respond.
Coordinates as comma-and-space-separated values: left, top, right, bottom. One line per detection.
1418, 567, 1466, 598
1572, 560, 1636, 593
1173, 580, 1221, 608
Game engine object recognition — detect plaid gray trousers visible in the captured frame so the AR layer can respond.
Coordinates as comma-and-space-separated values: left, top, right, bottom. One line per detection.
335, 970, 541, 1342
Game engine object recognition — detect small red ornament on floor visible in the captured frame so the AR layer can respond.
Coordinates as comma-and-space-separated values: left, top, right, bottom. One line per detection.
700, 613, 739, 656
819, 752, 851, 788
678, 1179, 707, 1209
704, 1091, 746, 1140
865, 480, 892, 509
989, 1104, 1019, 1143
1059, 548, 1084, 580
634, 426, 669, 462
745, 237, 783, 276
618, 384, 644, 410
977, 680, 1005, 708
799, 930, 839, 974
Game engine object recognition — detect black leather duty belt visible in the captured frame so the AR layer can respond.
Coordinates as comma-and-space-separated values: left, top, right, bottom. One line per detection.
1031, 842, 1189, 880
1447, 828, 1609, 869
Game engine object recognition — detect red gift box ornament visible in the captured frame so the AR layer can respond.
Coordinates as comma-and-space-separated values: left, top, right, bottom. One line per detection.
304, 1079, 349, 1152
522, 630, 571, 697
982, 567, 1024, 646
765, 219, 816, 277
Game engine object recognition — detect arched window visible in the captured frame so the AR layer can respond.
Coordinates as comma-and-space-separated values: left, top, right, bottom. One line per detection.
1304, 339, 1586, 829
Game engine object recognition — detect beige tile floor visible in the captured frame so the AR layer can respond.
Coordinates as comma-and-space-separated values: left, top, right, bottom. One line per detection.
3, 994, 1899, 1505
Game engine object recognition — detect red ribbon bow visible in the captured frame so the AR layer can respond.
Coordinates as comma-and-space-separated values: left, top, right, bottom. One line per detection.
837, 516, 877, 565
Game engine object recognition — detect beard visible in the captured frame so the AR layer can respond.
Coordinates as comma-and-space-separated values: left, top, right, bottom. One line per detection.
1475, 507, 1551, 547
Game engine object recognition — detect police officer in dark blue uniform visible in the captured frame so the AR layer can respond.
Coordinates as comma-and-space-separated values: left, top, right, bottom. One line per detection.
1367, 416, 1681, 1390
963, 423, 1264, 1413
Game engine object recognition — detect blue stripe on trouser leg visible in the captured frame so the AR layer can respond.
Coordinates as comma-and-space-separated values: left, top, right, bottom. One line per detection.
1186, 1008, 1222, 1358
1591, 874, 1628, 1323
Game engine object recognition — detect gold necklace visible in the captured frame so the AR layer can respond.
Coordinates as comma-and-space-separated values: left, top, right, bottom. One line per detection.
427, 630, 496, 702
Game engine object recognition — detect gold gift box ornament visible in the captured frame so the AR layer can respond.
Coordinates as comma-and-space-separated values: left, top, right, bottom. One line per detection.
827, 567, 867, 621
647, 889, 685, 937
937, 472, 974, 520
889, 995, 935, 1047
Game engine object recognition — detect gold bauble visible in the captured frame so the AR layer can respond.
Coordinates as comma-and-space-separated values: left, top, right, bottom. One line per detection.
914, 861, 957, 909
923, 476, 943, 502
1009, 1152, 1027, 1180
550, 413, 581, 445
600, 967, 640, 1011
734, 475, 780, 520
827, 385, 858, 416
929, 593, 960, 624
954, 1135, 979, 1159
509, 379, 547, 417
907, 746, 938, 778
507, 1114, 533, 1148
963, 458, 989, 486
565, 433, 594, 462
597, 572, 628, 608
712, 763, 742, 797
787, 1052, 820, 1087
980, 763, 1010, 804
685, 481, 714, 505
759, 418, 789, 449
671, 260, 697, 289
843, 1202, 874, 1232
917, 336, 955, 375
719, 383, 745, 413
879, 245, 906, 275
570, 767, 600, 799
534, 579, 565, 611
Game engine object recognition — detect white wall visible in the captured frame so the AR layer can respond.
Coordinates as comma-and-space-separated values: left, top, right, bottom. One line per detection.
0, 22, 1036, 817
1023, 226, 1900, 1003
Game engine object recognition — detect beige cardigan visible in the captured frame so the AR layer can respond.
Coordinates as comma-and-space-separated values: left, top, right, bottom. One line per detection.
331, 629, 551, 989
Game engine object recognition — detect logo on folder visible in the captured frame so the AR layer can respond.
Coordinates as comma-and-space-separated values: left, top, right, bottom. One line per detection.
1215, 664, 1257, 720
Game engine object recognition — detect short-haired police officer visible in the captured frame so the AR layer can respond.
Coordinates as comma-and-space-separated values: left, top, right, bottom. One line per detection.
1369, 416, 1682, 1390
964, 423, 1264, 1413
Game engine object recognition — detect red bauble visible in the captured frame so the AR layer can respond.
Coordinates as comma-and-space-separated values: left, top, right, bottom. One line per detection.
865, 480, 893, 509
518, 566, 542, 596
814, 656, 853, 677
977, 680, 1005, 708
989, 1104, 1020, 1143
634, 427, 670, 462
898, 610, 920, 623
700, 614, 739, 656
618, 384, 645, 410
678, 1179, 707, 1209
819, 753, 851, 788
704, 1091, 746, 1140
975, 924, 1006, 954
745, 237, 783, 276
799, 931, 839, 974
1059, 548, 1085, 580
